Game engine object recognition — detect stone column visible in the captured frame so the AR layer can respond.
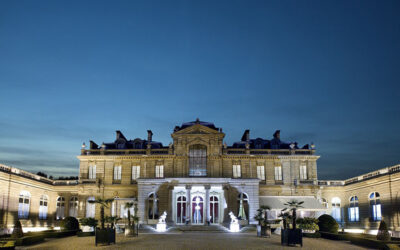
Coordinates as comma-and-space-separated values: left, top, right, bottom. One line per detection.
185, 185, 191, 224
205, 185, 210, 224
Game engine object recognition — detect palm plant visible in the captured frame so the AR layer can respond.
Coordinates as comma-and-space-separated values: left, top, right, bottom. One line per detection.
278, 210, 292, 229
283, 200, 304, 230
105, 216, 121, 229
88, 197, 114, 229
254, 205, 270, 226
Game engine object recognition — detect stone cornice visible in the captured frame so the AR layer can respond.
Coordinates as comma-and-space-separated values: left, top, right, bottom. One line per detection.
77, 155, 320, 161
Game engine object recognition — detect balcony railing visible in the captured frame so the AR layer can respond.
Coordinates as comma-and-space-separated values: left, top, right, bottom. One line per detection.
0, 164, 78, 186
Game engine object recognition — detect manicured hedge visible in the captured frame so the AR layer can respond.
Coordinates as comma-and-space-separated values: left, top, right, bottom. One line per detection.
303, 232, 321, 238
320, 231, 350, 241
77, 231, 95, 237
349, 236, 388, 249
320, 231, 400, 249
12, 235, 44, 246
43, 230, 77, 238
0, 241, 15, 250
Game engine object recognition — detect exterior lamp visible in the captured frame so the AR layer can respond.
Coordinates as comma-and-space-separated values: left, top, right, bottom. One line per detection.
311, 143, 315, 149
81, 142, 86, 149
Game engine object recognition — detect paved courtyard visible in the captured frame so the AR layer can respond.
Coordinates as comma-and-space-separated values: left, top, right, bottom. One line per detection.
18, 232, 367, 250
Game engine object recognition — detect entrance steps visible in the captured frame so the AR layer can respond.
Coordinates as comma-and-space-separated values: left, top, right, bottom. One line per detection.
138, 224, 230, 233
172, 225, 229, 233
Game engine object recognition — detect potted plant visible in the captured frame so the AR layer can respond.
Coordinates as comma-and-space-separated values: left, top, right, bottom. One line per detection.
281, 200, 304, 247
88, 197, 115, 245
124, 202, 139, 237
278, 211, 292, 230
254, 205, 271, 237
105, 216, 121, 230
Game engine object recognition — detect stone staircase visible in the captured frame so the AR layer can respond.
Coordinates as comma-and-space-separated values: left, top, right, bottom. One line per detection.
138, 224, 230, 233
174, 225, 229, 232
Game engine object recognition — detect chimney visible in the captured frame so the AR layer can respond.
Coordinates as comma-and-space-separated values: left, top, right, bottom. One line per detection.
147, 130, 153, 142
241, 130, 250, 142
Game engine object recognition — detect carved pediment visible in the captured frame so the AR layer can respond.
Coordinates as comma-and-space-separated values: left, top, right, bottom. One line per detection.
172, 124, 223, 136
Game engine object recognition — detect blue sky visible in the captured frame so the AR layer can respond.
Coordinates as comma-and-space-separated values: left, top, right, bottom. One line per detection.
0, 0, 399, 179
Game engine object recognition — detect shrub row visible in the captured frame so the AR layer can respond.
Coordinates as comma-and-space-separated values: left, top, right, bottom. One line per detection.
42, 230, 77, 238
349, 236, 390, 249
320, 231, 400, 249
0, 241, 15, 250
319, 231, 350, 241
303, 232, 321, 238
77, 231, 95, 237
11, 235, 45, 246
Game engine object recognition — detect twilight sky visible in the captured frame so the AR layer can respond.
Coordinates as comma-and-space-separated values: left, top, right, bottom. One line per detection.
0, 0, 399, 179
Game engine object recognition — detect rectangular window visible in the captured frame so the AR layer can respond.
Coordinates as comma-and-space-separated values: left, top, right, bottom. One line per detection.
349, 207, 359, 222
372, 204, 382, 221
274, 166, 282, 181
155, 165, 164, 178
132, 166, 140, 180
299, 164, 307, 180
114, 166, 122, 180
257, 166, 265, 180
88, 165, 96, 179
232, 165, 241, 178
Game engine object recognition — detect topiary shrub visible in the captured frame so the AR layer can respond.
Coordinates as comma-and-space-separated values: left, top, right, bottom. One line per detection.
377, 220, 391, 241
318, 214, 339, 234
11, 220, 23, 238
60, 216, 79, 231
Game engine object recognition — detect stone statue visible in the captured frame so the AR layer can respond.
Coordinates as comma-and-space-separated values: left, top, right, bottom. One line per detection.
229, 211, 240, 232
229, 211, 238, 224
158, 211, 167, 223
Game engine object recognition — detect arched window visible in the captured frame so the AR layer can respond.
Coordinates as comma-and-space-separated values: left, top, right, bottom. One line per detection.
69, 197, 78, 217
320, 198, 328, 208
237, 193, 249, 220
18, 191, 30, 219
39, 195, 48, 220
369, 192, 381, 221
189, 145, 207, 176
148, 193, 159, 220
56, 197, 65, 220
86, 196, 95, 218
209, 196, 219, 224
331, 197, 341, 222
176, 196, 186, 224
348, 196, 359, 222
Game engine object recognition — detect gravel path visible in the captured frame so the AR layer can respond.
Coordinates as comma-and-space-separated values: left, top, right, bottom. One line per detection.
18, 232, 368, 250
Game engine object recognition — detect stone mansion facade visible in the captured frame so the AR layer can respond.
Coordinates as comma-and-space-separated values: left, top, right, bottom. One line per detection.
0, 120, 399, 236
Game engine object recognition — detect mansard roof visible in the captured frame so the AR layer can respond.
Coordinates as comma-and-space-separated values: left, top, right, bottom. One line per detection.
90, 130, 164, 150
230, 130, 310, 150
174, 118, 219, 132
